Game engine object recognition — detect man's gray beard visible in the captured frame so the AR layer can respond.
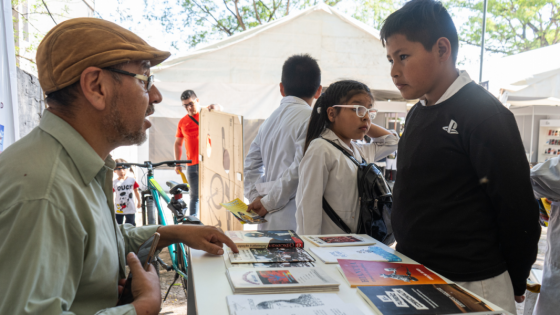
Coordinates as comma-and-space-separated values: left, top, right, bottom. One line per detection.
105, 93, 149, 146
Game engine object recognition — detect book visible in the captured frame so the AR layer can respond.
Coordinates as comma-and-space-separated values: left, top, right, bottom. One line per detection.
225, 230, 304, 249
337, 260, 446, 288
305, 234, 376, 247
223, 253, 316, 269
226, 268, 340, 294
227, 247, 315, 264
226, 293, 354, 315
233, 305, 364, 315
357, 284, 497, 315
310, 246, 402, 264
221, 198, 267, 224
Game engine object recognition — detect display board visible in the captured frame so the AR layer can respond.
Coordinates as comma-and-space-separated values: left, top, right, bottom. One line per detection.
199, 109, 244, 231
538, 119, 560, 163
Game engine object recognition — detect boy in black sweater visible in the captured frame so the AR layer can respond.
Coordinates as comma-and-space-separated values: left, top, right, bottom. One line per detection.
381, 1, 541, 313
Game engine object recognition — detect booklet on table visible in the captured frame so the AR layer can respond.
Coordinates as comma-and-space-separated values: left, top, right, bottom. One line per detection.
226, 268, 340, 294
227, 247, 315, 264
357, 284, 500, 315
337, 260, 447, 288
304, 234, 377, 247
226, 293, 364, 315
225, 230, 304, 249
310, 245, 402, 264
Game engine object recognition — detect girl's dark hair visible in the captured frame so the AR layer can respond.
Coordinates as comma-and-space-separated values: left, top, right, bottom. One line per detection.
114, 158, 134, 175
303, 80, 373, 153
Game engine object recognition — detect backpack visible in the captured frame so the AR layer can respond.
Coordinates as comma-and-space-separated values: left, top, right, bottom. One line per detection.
321, 138, 395, 245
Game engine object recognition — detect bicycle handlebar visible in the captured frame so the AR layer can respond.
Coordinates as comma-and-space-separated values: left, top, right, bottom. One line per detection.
116, 160, 192, 169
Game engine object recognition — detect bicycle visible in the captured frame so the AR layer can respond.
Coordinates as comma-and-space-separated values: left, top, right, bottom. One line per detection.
116, 160, 202, 301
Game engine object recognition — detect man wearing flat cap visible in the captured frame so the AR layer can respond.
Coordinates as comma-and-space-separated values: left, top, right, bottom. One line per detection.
0, 18, 237, 315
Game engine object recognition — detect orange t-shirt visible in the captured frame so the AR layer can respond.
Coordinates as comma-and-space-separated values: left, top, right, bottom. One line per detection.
176, 113, 199, 165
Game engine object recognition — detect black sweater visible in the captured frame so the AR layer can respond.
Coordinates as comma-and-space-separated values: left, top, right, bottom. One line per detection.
392, 82, 541, 296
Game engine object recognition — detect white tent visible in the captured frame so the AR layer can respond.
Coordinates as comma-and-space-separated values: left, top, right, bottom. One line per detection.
120, 3, 403, 184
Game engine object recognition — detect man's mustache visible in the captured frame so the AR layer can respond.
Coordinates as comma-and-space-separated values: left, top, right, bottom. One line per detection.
145, 103, 155, 116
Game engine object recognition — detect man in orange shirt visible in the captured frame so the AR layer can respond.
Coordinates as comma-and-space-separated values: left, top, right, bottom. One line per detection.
174, 90, 220, 216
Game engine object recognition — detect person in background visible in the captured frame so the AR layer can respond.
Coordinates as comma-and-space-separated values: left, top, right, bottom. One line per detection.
174, 90, 221, 217
530, 158, 560, 315
296, 80, 398, 235
244, 54, 322, 230
382, 1, 540, 313
113, 158, 141, 226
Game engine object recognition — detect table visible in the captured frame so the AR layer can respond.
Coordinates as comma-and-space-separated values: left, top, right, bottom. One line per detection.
186, 235, 505, 315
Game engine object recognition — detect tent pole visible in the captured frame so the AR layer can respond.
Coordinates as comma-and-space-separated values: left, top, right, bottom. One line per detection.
479, 0, 488, 83
530, 106, 535, 164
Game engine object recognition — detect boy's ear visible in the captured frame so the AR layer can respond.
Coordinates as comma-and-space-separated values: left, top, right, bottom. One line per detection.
436, 37, 452, 63
314, 85, 323, 99
279, 83, 286, 97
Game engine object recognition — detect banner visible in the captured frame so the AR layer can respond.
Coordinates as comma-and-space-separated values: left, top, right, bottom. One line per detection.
0, 0, 20, 153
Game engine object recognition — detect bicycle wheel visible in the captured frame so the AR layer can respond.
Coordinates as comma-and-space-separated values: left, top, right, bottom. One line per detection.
175, 246, 188, 299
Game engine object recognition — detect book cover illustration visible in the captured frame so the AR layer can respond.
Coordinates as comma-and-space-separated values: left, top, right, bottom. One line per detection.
338, 260, 446, 287
357, 284, 495, 314
305, 234, 376, 247
228, 247, 315, 264
225, 230, 304, 249
228, 268, 338, 288
221, 198, 267, 224
310, 246, 402, 264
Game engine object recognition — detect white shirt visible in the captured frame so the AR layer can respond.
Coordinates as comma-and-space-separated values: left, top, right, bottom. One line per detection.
244, 96, 312, 230
420, 70, 473, 106
296, 128, 399, 235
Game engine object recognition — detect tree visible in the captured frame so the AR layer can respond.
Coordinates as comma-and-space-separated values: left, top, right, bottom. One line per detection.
143, 0, 345, 49
445, 0, 560, 54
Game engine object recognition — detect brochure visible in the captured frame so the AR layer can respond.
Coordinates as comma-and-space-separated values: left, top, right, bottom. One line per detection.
226, 268, 339, 294
310, 246, 402, 264
233, 305, 364, 315
226, 293, 346, 315
221, 198, 267, 224
227, 247, 315, 264
337, 260, 446, 288
357, 284, 496, 314
225, 230, 304, 249
305, 234, 376, 247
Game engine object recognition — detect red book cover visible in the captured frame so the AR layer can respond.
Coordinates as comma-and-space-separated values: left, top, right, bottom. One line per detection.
338, 260, 447, 288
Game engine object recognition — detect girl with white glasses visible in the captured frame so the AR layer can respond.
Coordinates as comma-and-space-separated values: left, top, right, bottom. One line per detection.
295, 80, 399, 235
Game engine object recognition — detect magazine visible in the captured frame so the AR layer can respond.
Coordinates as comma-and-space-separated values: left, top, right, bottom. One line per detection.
226, 293, 346, 315
227, 247, 315, 264
225, 230, 304, 249
337, 260, 447, 288
221, 198, 267, 224
310, 246, 402, 264
305, 234, 376, 247
232, 305, 364, 315
357, 284, 497, 315
226, 268, 339, 294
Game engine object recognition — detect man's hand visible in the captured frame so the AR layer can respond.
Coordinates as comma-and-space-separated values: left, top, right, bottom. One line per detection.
117, 279, 127, 295
247, 196, 268, 217
157, 225, 239, 255
207, 104, 223, 112
175, 165, 183, 175
128, 253, 161, 315
137, 201, 142, 209
515, 295, 525, 303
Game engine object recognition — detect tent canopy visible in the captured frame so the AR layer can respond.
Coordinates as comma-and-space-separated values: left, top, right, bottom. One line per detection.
152, 3, 403, 120
487, 43, 560, 102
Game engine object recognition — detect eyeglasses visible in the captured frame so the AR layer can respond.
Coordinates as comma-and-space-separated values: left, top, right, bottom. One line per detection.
114, 167, 127, 171
104, 68, 154, 91
333, 105, 378, 120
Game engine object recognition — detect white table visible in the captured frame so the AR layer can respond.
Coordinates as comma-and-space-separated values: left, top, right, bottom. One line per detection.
186, 235, 505, 315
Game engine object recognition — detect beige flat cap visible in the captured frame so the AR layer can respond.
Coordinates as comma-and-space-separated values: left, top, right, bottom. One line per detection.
37, 18, 171, 94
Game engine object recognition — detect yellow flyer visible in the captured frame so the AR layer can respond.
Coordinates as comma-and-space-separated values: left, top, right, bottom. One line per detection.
220, 198, 267, 224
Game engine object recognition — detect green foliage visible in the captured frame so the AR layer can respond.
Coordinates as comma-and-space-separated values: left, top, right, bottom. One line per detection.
444, 0, 560, 54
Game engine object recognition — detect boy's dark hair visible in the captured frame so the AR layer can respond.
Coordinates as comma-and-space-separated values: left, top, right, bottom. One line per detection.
181, 90, 197, 101
304, 80, 373, 153
281, 54, 321, 99
380, 0, 459, 63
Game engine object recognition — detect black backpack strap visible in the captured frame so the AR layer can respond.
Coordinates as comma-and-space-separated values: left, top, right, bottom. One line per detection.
322, 197, 352, 233
321, 138, 366, 165
188, 115, 199, 125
